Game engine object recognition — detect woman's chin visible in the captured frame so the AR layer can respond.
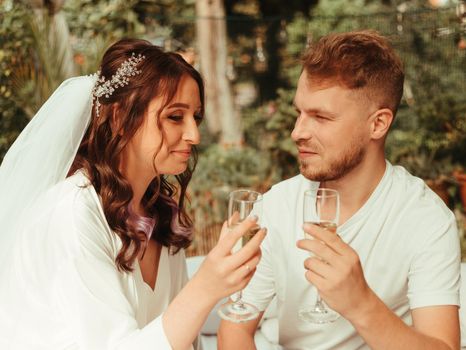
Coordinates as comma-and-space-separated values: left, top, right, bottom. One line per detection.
159, 165, 188, 176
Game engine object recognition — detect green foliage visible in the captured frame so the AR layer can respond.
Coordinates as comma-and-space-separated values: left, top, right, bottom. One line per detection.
192, 144, 271, 191
188, 87, 301, 228
0, 0, 179, 161
2, 0, 465, 250
0, 3, 33, 159
236, 0, 465, 226
242, 88, 299, 181
64, 0, 145, 39
383, 9, 465, 178
280, 14, 307, 84
189, 144, 273, 226
63, 0, 146, 75
309, 0, 391, 32
272, 0, 466, 181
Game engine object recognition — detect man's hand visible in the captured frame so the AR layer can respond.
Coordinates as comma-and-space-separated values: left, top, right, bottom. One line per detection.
296, 223, 372, 321
297, 223, 459, 350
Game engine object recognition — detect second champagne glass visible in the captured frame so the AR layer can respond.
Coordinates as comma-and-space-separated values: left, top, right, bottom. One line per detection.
217, 189, 262, 323
299, 188, 340, 324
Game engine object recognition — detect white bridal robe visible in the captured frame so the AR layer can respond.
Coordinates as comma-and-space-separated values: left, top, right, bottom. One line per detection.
0, 171, 190, 350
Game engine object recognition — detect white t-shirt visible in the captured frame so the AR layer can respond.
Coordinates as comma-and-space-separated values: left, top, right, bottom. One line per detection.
242, 161, 460, 350
0, 171, 188, 350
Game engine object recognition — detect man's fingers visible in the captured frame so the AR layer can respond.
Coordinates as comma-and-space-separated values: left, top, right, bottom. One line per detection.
302, 223, 346, 254
297, 238, 340, 265
303, 256, 332, 279
305, 269, 327, 290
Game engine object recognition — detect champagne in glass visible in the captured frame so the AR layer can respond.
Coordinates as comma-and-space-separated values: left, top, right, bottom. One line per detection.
299, 188, 340, 324
217, 189, 263, 323
230, 224, 261, 253
303, 221, 337, 239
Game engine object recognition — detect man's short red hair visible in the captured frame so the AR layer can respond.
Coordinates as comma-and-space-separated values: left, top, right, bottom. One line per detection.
302, 30, 404, 114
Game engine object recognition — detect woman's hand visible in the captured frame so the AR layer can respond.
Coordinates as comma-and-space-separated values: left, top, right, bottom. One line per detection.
162, 216, 266, 350
191, 216, 267, 301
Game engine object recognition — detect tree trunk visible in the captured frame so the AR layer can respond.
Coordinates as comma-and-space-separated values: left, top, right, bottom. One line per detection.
49, 11, 76, 78
195, 0, 242, 145
28, 0, 76, 80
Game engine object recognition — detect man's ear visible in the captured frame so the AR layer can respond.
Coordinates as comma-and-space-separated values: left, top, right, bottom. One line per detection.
370, 108, 393, 140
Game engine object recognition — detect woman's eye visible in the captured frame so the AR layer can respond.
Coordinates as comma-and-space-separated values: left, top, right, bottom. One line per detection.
194, 114, 204, 124
168, 115, 183, 122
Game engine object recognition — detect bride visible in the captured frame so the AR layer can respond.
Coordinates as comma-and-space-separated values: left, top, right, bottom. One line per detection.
0, 38, 265, 350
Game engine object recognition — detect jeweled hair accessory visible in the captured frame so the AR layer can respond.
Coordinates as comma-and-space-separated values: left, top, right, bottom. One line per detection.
92, 53, 145, 116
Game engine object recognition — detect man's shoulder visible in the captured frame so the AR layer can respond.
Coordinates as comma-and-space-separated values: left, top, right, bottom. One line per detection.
265, 173, 310, 199
259, 174, 308, 229
388, 164, 455, 226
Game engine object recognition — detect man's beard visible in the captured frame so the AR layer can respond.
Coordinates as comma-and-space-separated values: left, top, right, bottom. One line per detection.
298, 138, 366, 182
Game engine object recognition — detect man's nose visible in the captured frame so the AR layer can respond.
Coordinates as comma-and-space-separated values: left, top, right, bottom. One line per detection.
291, 114, 311, 142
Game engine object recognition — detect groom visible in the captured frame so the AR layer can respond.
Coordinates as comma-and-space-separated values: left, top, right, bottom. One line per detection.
218, 30, 460, 350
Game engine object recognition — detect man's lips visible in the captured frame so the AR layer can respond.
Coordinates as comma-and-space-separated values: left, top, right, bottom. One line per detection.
297, 148, 318, 156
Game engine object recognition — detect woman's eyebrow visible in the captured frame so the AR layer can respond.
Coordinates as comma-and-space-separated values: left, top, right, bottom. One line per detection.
166, 102, 189, 109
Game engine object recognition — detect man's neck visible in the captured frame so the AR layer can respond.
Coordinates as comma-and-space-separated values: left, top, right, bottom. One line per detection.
320, 152, 387, 225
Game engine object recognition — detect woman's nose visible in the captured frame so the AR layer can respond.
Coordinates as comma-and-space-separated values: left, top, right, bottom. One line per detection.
183, 118, 201, 145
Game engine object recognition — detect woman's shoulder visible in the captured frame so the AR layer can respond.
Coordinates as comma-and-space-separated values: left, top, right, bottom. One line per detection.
27, 171, 118, 256
167, 247, 187, 263
42, 170, 102, 220
166, 248, 188, 277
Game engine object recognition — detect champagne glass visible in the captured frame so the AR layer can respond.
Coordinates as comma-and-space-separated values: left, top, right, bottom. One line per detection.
217, 189, 263, 323
299, 188, 340, 324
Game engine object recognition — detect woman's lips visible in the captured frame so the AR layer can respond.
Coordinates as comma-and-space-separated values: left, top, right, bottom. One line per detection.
172, 150, 191, 159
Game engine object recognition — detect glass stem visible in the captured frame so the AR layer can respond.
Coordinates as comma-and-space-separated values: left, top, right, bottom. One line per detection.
232, 290, 244, 306
315, 292, 326, 310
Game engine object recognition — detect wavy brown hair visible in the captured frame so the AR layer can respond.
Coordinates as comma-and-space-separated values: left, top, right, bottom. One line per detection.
69, 38, 205, 272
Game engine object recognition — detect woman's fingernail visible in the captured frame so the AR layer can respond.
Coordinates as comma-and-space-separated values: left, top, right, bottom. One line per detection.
249, 215, 258, 222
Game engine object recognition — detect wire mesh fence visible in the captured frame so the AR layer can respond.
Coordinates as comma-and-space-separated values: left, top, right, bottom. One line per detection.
183, 5, 466, 257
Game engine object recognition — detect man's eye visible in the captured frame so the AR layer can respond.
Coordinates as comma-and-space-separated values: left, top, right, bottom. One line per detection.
168, 115, 183, 122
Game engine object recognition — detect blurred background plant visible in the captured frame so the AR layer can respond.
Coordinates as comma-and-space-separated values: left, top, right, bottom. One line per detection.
1, 0, 465, 257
